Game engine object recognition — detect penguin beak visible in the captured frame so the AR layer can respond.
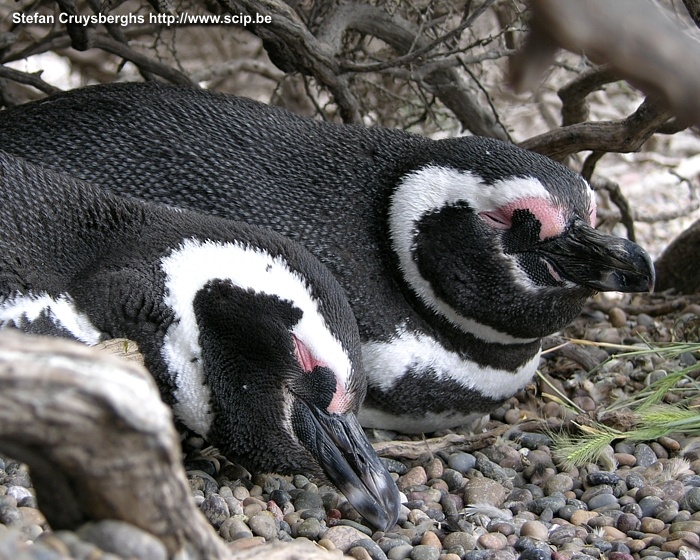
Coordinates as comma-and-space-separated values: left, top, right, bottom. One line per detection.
292, 401, 401, 531
538, 219, 655, 292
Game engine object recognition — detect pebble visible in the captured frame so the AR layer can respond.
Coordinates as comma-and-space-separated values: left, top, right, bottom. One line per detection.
520, 520, 549, 540
350, 538, 389, 560
77, 520, 168, 560
570, 510, 600, 526
398, 467, 428, 490
410, 544, 440, 560
635, 444, 659, 467
325, 525, 372, 552
448, 452, 477, 474
478, 532, 508, 550
464, 477, 507, 507
248, 511, 279, 540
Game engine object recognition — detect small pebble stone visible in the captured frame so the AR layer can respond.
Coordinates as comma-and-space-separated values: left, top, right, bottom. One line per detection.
325, 525, 373, 552
478, 532, 508, 550
464, 477, 507, 507
608, 307, 627, 327
248, 511, 279, 540
77, 520, 168, 560
388, 544, 414, 560
570, 510, 600, 526
398, 467, 428, 491
634, 444, 658, 467
520, 520, 549, 541
448, 453, 476, 474
410, 544, 440, 560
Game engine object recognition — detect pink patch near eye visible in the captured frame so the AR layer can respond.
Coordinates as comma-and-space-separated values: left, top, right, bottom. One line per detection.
292, 334, 351, 414
481, 197, 568, 240
588, 201, 597, 227
293, 334, 324, 373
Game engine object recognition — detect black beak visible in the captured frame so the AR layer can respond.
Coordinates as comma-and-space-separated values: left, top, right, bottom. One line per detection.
292, 400, 401, 531
539, 219, 655, 292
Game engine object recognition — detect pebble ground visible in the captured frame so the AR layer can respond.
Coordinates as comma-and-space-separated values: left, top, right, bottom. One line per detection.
1, 293, 700, 560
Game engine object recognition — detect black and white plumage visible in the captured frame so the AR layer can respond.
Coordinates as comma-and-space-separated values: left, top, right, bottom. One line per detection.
0, 151, 400, 531
0, 83, 655, 433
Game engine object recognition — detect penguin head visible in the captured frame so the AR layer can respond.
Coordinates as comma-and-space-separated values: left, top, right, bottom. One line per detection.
159, 237, 400, 531
389, 137, 655, 342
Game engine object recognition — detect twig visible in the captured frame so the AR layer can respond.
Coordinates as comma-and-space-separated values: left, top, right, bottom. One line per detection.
372, 424, 510, 460
0, 65, 61, 95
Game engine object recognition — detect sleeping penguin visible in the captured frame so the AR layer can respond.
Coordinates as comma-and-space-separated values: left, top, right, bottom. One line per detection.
0, 83, 655, 433
0, 150, 401, 531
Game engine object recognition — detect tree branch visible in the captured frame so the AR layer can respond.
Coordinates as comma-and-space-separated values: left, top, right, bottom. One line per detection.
519, 98, 673, 160
511, 0, 700, 126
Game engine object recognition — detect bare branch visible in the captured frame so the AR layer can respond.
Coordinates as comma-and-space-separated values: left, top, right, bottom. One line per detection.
511, 0, 700, 126
558, 66, 618, 126
520, 98, 673, 160
592, 178, 636, 242
0, 65, 62, 96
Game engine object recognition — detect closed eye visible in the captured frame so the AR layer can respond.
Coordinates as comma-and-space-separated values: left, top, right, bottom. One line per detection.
479, 210, 511, 229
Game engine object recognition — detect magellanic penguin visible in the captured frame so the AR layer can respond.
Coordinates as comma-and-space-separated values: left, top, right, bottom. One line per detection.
0, 83, 655, 433
0, 151, 401, 531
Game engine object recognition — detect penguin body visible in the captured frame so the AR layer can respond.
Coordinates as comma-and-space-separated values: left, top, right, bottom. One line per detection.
0, 151, 400, 530
0, 83, 655, 432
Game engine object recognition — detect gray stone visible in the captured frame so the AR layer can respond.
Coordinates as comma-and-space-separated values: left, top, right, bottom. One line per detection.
464, 477, 507, 507
350, 538, 389, 560
410, 544, 440, 560
78, 520, 167, 560
295, 517, 323, 540
448, 452, 477, 474
248, 511, 279, 540
531, 495, 566, 515
388, 544, 414, 560
294, 489, 325, 510
634, 444, 658, 467
682, 487, 700, 513
200, 493, 230, 528
588, 493, 619, 510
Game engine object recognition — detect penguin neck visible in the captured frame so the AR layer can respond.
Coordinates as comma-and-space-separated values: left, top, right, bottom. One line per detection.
399, 286, 542, 371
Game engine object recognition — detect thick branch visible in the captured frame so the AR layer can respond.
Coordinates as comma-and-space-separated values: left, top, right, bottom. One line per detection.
511, 0, 700, 126
0, 332, 229, 559
520, 98, 673, 160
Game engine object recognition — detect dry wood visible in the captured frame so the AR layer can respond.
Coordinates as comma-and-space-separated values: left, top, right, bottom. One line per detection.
0, 331, 229, 559
520, 98, 673, 161
511, 0, 700, 126
371, 424, 510, 460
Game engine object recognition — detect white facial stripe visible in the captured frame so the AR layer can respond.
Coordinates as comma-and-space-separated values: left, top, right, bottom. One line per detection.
160, 238, 353, 433
389, 166, 547, 344
362, 326, 540, 398
0, 292, 102, 345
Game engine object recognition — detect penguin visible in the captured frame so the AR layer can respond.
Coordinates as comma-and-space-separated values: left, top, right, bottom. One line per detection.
0, 150, 401, 531
0, 83, 655, 433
